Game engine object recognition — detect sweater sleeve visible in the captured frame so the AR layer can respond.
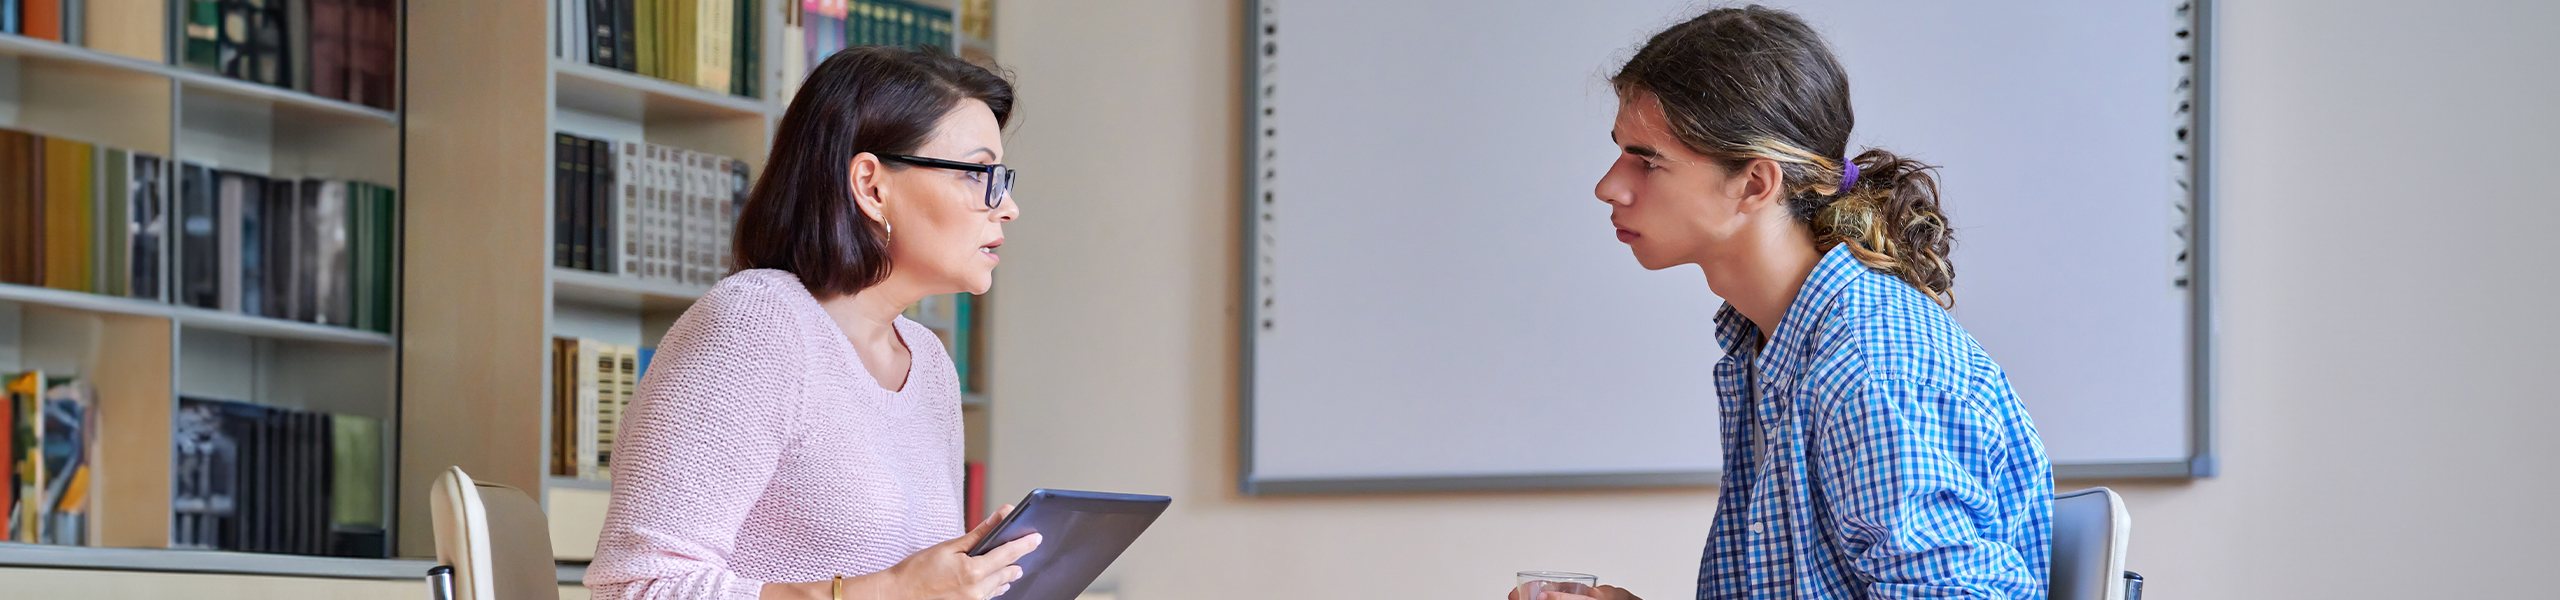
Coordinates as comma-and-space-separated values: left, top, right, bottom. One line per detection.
584, 284, 808, 600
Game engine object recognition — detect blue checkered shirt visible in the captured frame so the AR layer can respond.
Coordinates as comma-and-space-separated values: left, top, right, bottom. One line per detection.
1697, 245, 2053, 600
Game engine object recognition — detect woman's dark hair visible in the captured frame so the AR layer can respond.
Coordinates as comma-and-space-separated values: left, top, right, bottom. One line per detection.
733, 46, 1014, 297
1613, 5, 1956, 307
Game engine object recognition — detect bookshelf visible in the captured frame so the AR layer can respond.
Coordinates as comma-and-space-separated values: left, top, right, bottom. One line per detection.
0, 0, 405, 582
408, 0, 996, 587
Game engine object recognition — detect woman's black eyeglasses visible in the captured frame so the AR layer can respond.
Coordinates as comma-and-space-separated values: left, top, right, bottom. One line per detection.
878, 153, 1015, 210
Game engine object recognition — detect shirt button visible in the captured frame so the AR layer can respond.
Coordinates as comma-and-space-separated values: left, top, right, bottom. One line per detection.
1749, 522, 1765, 534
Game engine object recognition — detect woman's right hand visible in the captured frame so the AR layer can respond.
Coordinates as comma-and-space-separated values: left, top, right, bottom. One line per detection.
880, 505, 1043, 600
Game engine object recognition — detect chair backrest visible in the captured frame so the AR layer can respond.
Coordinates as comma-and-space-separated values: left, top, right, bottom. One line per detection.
2049, 487, 2132, 600
429, 467, 562, 600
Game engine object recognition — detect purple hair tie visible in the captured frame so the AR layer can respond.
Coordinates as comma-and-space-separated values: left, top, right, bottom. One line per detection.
1836, 161, 1860, 195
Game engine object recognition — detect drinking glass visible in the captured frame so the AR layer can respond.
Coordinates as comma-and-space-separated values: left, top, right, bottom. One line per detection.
1515, 571, 1599, 600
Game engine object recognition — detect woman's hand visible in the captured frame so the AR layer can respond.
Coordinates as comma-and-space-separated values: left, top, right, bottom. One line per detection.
879, 505, 1043, 600
1507, 584, 1642, 600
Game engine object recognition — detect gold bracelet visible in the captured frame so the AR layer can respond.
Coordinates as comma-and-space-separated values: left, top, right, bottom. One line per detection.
831, 575, 845, 600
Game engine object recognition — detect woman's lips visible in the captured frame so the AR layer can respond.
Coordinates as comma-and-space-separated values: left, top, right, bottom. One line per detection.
1615, 228, 1639, 243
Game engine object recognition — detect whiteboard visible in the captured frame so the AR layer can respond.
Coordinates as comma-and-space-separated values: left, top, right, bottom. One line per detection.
1243, 0, 2215, 494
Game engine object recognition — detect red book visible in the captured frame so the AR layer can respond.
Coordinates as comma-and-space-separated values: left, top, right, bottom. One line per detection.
23, 0, 63, 41
310, 0, 350, 100
963, 461, 986, 526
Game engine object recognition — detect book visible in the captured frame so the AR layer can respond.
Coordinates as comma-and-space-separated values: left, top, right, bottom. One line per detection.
126, 152, 167, 299
310, 178, 352, 326
242, 0, 289, 87
0, 130, 37, 286
593, 343, 629, 478
40, 137, 93, 292
23, 0, 61, 41
180, 163, 218, 308
213, 169, 259, 312
573, 338, 601, 478
347, 0, 394, 110
635, 0, 657, 76
589, 136, 613, 273
39, 377, 95, 545
555, 134, 576, 269
329, 413, 385, 557
238, 172, 267, 316
8, 371, 45, 542
310, 0, 348, 99
781, 0, 804, 96
619, 141, 645, 276
590, 0, 613, 67
571, 134, 592, 271
551, 337, 577, 477
99, 149, 125, 296
184, 0, 222, 71
963, 460, 984, 526
615, 0, 637, 72
264, 178, 302, 320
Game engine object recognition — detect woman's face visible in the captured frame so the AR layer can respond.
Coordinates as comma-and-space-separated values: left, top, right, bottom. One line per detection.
1593, 91, 1756, 271
871, 99, 1018, 294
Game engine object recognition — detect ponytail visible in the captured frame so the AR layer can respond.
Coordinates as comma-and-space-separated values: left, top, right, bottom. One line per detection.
1811, 149, 1955, 307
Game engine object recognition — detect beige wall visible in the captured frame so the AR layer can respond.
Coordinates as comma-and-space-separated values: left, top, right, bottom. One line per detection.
985, 1, 2560, 599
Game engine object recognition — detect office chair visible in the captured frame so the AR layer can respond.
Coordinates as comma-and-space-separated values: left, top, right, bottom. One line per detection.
2050, 487, 2140, 600
428, 466, 562, 600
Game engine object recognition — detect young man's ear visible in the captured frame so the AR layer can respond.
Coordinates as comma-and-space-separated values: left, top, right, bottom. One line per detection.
1731, 157, 1790, 215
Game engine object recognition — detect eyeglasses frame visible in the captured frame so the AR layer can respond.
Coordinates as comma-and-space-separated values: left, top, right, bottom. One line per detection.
877, 153, 1015, 210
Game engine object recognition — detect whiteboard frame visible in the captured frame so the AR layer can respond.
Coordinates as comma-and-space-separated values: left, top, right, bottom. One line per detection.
1237, 0, 2219, 495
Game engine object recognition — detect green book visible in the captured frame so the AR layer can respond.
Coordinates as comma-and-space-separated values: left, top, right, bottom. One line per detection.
374, 184, 395, 333
350, 181, 374, 333
101, 149, 128, 297
636, 0, 659, 78
330, 413, 386, 556
184, 0, 222, 71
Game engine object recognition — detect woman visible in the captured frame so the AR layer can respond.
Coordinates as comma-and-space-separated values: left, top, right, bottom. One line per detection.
1533, 6, 2053, 599
585, 46, 1037, 600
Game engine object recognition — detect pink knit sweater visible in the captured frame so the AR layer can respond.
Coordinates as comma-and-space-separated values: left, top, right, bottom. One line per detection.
584, 269, 966, 600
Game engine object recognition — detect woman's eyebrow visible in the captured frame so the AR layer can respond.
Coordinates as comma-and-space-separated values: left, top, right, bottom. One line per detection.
963, 147, 995, 161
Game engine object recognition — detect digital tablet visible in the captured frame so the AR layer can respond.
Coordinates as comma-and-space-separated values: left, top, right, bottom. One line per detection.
965, 489, 1173, 600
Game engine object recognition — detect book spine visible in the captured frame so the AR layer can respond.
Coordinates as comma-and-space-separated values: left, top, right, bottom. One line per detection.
646, 144, 669, 282
294, 182, 321, 321
574, 339, 601, 479
589, 137, 613, 273
238, 175, 264, 316
310, 0, 345, 99
183, 0, 219, 70
214, 172, 245, 312
554, 134, 575, 268
618, 141, 643, 277
279, 180, 305, 323
101, 149, 127, 296
285, 0, 311, 91
720, 158, 744, 277
320, 180, 351, 325
40, 138, 94, 292
350, 182, 373, 331
615, 0, 637, 71
24, 0, 61, 41
590, 0, 614, 67
550, 338, 575, 477
372, 185, 395, 332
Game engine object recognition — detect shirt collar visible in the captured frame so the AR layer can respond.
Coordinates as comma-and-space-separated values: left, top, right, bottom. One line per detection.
1711, 244, 1870, 373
